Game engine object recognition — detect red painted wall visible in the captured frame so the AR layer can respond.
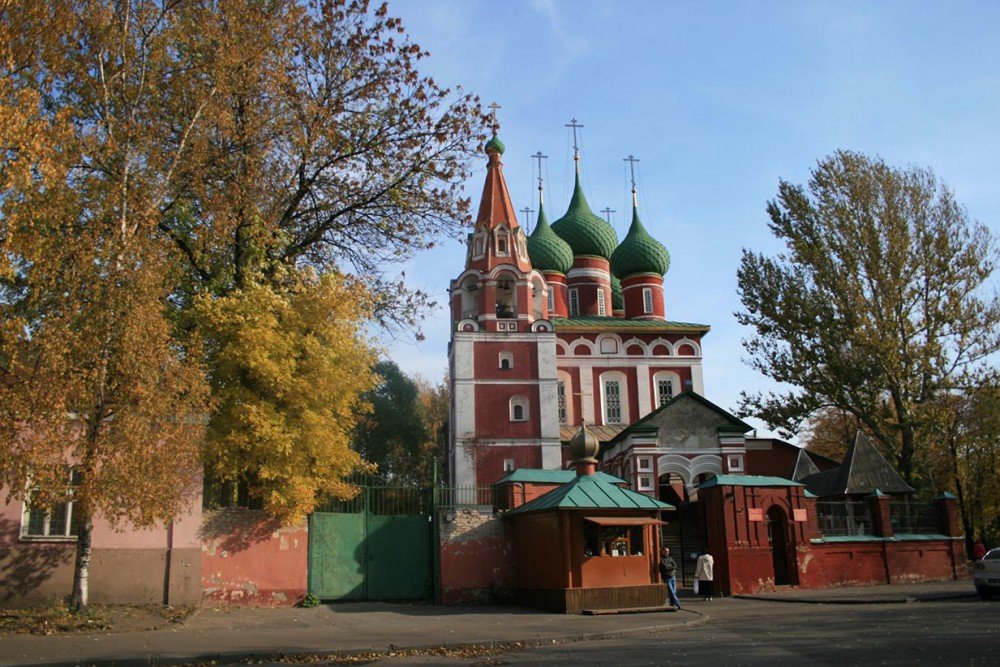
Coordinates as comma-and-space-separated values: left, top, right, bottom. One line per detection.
439, 509, 514, 604
201, 509, 307, 607
475, 446, 543, 487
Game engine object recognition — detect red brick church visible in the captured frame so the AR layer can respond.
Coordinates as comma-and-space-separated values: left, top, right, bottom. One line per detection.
444, 121, 965, 602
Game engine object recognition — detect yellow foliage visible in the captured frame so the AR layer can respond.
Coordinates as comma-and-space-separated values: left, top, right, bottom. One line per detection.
194, 270, 377, 524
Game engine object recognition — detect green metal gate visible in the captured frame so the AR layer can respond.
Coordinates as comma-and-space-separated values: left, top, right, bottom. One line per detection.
308, 486, 433, 601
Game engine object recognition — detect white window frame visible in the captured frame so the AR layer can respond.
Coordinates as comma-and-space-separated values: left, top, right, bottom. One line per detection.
499, 351, 513, 369
597, 289, 606, 316
20, 469, 80, 541
547, 288, 555, 314
510, 396, 529, 422
643, 287, 653, 314
603, 379, 623, 424
557, 380, 567, 424
569, 288, 579, 316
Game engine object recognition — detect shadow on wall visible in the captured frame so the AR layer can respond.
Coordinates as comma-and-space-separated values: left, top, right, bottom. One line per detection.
198, 508, 284, 554
0, 517, 74, 604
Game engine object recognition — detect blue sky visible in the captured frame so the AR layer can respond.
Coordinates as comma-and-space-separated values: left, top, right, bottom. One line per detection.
380, 0, 1000, 438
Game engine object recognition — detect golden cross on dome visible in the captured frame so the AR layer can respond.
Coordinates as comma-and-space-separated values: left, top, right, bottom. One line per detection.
487, 102, 502, 134
565, 118, 584, 159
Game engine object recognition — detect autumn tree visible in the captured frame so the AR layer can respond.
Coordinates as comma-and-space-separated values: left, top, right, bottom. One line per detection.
737, 151, 1000, 487
2, 0, 481, 606
919, 386, 1000, 553
800, 407, 858, 462
0, 3, 211, 608
195, 271, 376, 522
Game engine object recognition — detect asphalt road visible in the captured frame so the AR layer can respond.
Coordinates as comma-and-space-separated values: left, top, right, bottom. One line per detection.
382, 596, 998, 666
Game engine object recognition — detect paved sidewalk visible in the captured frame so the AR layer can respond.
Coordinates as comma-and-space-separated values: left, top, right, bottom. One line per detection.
0, 580, 974, 667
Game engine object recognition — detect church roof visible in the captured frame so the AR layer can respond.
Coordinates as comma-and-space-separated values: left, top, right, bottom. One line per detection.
698, 475, 804, 488
494, 469, 626, 485
559, 423, 625, 444
791, 448, 822, 481
800, 431, 915, 497
551, 316, 709, 334
606, 391, 753, 447
468, 131, 532, 274
610, 200, 671, 278
505, 472, 673, 515
526, 199, 574, 274
550, 171, 619, 260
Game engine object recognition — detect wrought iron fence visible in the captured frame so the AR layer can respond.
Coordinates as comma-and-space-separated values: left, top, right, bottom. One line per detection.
315, 486, 432, 516
890, 499, 942, 534
816, 500, 875, 537
435, 485, 499, 510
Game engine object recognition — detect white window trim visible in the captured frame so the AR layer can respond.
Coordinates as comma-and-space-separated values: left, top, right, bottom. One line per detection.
643, 287, 653, 314
569, 288, 579, 316
510, 396, 530, 422
597, 289, 606, 316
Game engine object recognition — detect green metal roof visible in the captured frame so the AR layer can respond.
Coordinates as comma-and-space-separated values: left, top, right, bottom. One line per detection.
610, 204, 671, 277
526, 200, 574, 274
485, 133, 505, 155
551, 316, 710, 333
506, 473, 673, 515
494, 469, 627, 485
550, 172, 619, 259
697, 474, 804, 488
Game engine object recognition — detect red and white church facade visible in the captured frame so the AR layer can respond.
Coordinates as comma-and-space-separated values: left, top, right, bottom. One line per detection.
448, 128, 718, 489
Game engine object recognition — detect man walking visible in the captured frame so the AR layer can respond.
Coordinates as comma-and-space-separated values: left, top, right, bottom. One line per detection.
659, 546, 681, 609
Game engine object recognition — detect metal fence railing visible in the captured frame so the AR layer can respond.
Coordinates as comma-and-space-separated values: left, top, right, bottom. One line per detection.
816, 500, 875, 537
890, 499, 942, 534
435, 485, 498, 510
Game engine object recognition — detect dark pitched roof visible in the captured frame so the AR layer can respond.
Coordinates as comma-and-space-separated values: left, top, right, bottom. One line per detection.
800, 431, 915, 497
791, 448, 822, 481
606, 391, 752, 447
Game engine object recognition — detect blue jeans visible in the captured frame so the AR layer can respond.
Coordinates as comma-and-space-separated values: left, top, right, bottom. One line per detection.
665, 576, 681, 607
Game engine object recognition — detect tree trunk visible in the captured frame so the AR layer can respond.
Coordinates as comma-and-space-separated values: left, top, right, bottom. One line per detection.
72, 508, 93, 610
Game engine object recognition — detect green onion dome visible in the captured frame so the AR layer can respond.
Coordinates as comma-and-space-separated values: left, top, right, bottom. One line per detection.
611, 274, 624, 311
485, 133, 505, 156
527, 200, 574, 274
551, 172, 619, 260
610, 204, 670, 277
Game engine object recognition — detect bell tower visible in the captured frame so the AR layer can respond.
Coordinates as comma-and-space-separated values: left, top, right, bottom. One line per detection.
448, 116, 561, 486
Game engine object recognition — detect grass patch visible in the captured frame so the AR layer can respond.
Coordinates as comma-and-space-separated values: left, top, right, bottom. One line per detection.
0, 598, 194, 635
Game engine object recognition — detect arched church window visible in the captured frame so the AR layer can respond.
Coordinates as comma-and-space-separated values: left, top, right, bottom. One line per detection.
510, 396, 529, 422
603, 378, 623, 424
499, 351, 513, 369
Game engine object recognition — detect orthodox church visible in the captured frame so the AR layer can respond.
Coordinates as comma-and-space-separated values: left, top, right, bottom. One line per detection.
448, 122, 725, 492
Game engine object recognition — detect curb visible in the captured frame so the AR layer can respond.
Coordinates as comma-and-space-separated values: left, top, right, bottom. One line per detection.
733, 592, 979, 605
10, 611, 709, 667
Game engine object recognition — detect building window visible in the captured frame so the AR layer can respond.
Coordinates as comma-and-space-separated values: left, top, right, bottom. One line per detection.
21, 469, 81, 540
584, 523, 644, 557
558, 380, 567, 424
597, 289, 606, 316
643, 288, 653, 314
510, 396, 529, 422
503, 458, 516, 472
636, 456, 653, 472
496, 232, 509, 255
473, 233, 486, 257
604, 379, 622, 424
499, 351, 513, 369
599, 337, 618, 354
569, 289, 579, 316
657, 378, 673, 406
637, 474, 655, 491
547, 288, 554, 314
728, 455, 745, 473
